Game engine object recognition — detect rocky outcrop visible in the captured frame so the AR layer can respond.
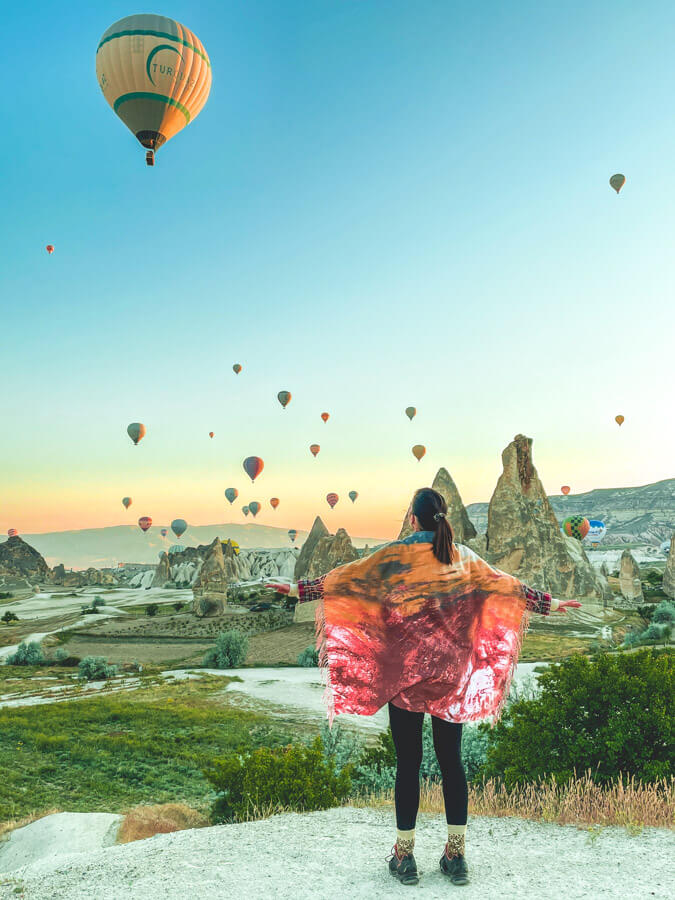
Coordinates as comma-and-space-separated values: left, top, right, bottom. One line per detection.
0, 536, 51, 583
306, 528, 359, 580
152, 553, 171, 587
192, 539, 230, 616
663, 536, 675, 599
485, 435, 604, 599
294, 517, 330, 580
50, 565, 118, 587
398, 468, 477, 544
618, 550, 643, 605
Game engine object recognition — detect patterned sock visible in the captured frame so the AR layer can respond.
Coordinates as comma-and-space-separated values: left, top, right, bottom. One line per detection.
396, 828, 415, 856
446, 824, 466, 858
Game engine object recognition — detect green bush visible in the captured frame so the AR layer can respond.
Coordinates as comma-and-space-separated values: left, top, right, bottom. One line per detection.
0, 592, 14, 600
643, 570, 663, 586
637, 604, 656, 624
199, 597, 216, 616
484, 650, 674, 786
297, 645, 319, 667
203, 631, 248, 668
145, 603, 159, 617
173, 601, 184, 612
6, 642, 45, 666
1, 611, 19, 624
92, 597, 105, 608
641, 623, 671, 643
652, 600, 675, 625
205, 737, 351, 822
78, 656, 117, 681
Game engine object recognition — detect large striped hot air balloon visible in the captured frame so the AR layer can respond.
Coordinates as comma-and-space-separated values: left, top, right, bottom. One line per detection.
326, 493, 339, 509
127, 422, 146, 445
138, 516, 152, 533
243, 456, 264, 482
96, 14, 212, 166
412, 444, 426, 461
225, 487, 238, 504
171, 518, 188, 539
562, 516, 590, 541
277, 390, 292, 409
310, 444, 320, 458
270, 498, 280, 510
248, 501, 261, 517
122, 496, 132, 509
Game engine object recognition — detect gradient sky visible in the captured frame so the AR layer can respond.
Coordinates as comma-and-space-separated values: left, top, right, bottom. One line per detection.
1, 0, 674, 540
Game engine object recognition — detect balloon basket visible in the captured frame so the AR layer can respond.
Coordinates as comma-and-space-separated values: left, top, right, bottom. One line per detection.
146, 151, 155, 167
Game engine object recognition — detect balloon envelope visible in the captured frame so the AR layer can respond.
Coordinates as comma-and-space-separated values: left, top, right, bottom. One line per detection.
7, 528, 18, 537
122, 496, 132, 509
243, 456, 264, 481
277, 390, 292, 409
310, 444, 320, 457
248, 501, 261, 517
615, 415, 625, 426
326, 492, 339, 509
561, 486, 571, 496
405, 407, 416, 421
585, 520, 607, 543
225, 487, 238, 504
96, 15, 212, 161
562, 516, 590, 540
288, 529, 297, 542
160, 528, 168, 537
138, 516, 152, 532
233, 364, 242, 374
321, 412, 329, 423
270, 497, 280, 509
609, 174, 626, 194
127, 422, 146, 445
349, 491, 358, 503
412, 444, 426, 461
46, 245, 54, 255
242, 505, 250, 516
209, 431, 214, 438
171, 518, 188, 538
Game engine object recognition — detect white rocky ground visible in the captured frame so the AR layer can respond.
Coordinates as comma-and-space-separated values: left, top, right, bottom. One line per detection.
0, 808, 671, 899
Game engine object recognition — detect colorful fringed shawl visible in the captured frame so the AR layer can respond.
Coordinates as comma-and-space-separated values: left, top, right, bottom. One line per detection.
316, 533, 530, 725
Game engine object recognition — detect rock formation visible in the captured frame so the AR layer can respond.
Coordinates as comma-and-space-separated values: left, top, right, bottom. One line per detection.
663, 535, 675, 599
485, 435, 605, 599
294, 517, 330, 580
192, 538, 230, 616
0, 536, 51, 583
152, 552, 171, 587
50, 563, 118, 587
398, 468, 478, 544
617, 550, 644, 605
305, 528, 359, 580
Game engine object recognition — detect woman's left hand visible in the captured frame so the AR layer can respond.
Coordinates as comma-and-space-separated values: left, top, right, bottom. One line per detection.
552, 599, 581, 613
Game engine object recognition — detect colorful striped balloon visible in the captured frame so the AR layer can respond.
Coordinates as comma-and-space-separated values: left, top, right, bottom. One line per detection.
326, 492, 339, 509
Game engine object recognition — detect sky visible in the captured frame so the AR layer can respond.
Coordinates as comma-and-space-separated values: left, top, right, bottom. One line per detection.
1, 0, 674, 540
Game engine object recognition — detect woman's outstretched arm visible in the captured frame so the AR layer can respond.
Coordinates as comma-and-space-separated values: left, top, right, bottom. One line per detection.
521, 583, 581, 615
266, 575, 326, 604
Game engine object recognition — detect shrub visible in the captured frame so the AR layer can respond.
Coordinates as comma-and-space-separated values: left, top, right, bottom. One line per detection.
205, 737, 351, 822
643, 570, 663, 586
652, 600, 675, 625
92, 597, 105, 608
203, 631, 248, 668
637, 604, 656, 624
117, 803, 209, 844
641, 623, 671, 643
199, 597, 216, 616
6, 642, 45, 666
0, 592, 14, 600
1, 611, 19, 624
173, 602, 184, 612
297, 645, 319, 667
484, 650, 674, 786
78, 656, 117, 681
145, 604, 159, 617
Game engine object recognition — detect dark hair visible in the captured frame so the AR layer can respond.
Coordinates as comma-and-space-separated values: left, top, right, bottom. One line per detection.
412, 488, 456, 565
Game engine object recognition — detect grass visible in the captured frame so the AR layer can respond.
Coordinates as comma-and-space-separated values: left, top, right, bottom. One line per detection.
117, 803, 209, 844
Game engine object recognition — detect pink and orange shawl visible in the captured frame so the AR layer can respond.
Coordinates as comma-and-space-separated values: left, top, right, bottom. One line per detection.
315, 539, 530, 725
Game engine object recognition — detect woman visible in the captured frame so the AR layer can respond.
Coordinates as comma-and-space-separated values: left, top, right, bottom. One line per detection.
268, 487, 580, 887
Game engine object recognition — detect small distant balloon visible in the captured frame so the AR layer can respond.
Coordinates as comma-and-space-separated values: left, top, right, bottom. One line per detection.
243, 456, 264, 482
288, 528, 298, 542
225, 487, 238, 504
160, 528, 168, 537
326, 492, 339, 509
277, 390, 292, 409
122, 496, 132, 509
321, 412, 330, 423
209, 431, 214, 439
233, 364, 242, 374
7, 528, 18, 538
46, 245, 54, 255
127, 422, 146, 445
138, 516, 152, 533
310, 444, 321, 457
561, 486, 571, 496
562, 515, 590, 541
615, 415, 624, 426
270, 497, 280, 510
405, 407, 416, 421
242, 505, 250, 517
248, 501, 261, 517
609, 174, 626, 194
349, 491, 358, 503
171, 518, 188, 539
412, 444, 426, 462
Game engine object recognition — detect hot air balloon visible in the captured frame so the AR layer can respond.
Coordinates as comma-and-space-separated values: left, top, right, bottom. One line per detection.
310, 444, 320, 458
127, 423, 146, 445
171, 518, 188, 539
220, 539, 240, 555
225, 487, 238, 504
7, 528, 18, 538
46, 245, 54, 255
270, 498, 280, 510
277, 390, 292, 409
160, 528, 168, 537
561, 486, 571, 496
326, 493, 339, 509
288, 529, 297, 543
349, 491, 358, 503
615, 415, 625, 426
562, 516, 590, 541
609, 174, 626, 194
248, 501, 261, 517
585, 520, 607, 547
412, 444, 426, 462
321, 412, 330, 423
233, 364, 242, 374
96, 14, 212, 166
243, 456, 264, 482
242, 505, 250, 517
209, 431, 214, 439
405, 407, 416, 421
122, 496, 132, 509
138, 516, 152, 533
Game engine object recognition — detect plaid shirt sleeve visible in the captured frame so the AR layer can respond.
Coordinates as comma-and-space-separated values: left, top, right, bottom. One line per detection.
297, 575, 326, 603
522, 584, 552, 615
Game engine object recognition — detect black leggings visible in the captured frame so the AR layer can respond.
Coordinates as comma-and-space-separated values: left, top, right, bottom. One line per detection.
388, 702, 468, 831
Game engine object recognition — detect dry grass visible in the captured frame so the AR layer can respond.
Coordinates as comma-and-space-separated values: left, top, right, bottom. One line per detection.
117, 803, 210, 844
351, 774, 674, 830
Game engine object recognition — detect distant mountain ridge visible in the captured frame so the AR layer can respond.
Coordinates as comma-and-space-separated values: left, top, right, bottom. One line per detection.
16, 523, 385, 570
467, 477, 675, 545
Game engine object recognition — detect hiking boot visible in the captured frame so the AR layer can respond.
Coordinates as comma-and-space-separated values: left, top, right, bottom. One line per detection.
387, 844, 420, 885
440, 845, 469, 885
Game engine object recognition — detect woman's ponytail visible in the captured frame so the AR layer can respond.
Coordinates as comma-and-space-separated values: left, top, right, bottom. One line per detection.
411, 488, 457, 565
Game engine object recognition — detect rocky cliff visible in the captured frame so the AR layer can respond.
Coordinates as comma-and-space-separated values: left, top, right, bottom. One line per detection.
663, 536, 675, 599
51, 564, 118, 588
294, 517, 330, 580
617, 550, 643, 606
485, 435, 606, 599
305, 528, 359, 580
192, 539, 229, 616
398, 468, 477, 544
0, 536, 51, 583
